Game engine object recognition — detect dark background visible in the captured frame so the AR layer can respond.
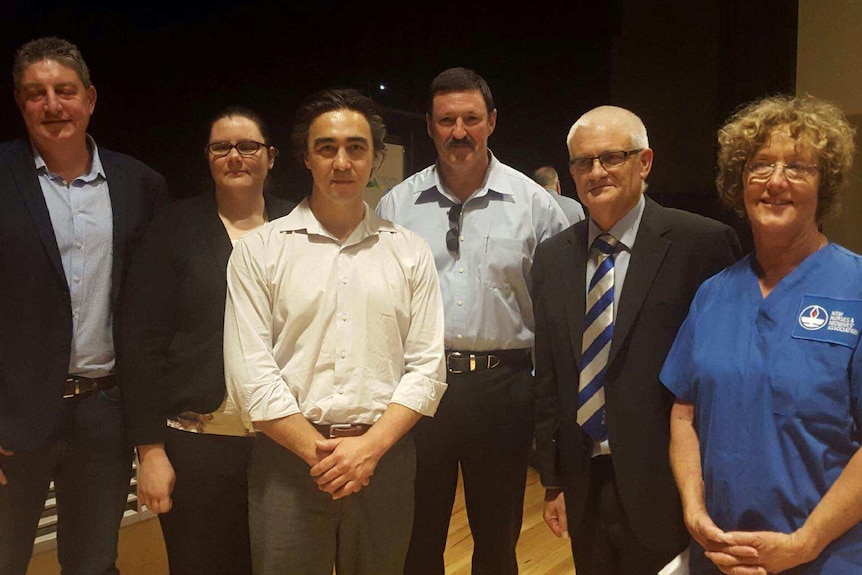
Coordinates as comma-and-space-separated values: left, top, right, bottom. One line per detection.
0, 0, 798, 248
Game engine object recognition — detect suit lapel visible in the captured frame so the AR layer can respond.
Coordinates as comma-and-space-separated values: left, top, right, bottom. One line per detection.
8, 141, 66, 286
609, 198, 671, 366
102, 150, 133, 305
202, 193, 233, 279
561, 223, 589, 370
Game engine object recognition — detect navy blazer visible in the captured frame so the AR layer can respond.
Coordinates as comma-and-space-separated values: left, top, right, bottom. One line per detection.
118, 192, 295, 446
0, 139, 168, 452
532, 196, 742, 552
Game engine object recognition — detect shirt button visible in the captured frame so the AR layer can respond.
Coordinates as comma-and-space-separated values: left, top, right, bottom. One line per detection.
73, 276, 80, 283
341, 352, 347, 359
459, 235, 465, 242
457, 300, 463, 306
456, 334, 463, 340
342, 278, 348, 285
342, 315, 348, 322
338, 389, 344, 395
75, 242, 83, 249
459, 267, 464, 274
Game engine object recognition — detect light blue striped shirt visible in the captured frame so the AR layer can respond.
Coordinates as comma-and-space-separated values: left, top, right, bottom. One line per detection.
34, 136, 114, 377
377, 153, 568, 351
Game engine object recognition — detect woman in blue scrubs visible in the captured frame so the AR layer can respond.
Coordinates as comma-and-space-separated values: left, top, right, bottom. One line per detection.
661, 95, 862, 575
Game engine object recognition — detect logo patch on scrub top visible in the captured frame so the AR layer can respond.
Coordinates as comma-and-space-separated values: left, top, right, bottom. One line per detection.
792, 295, 862, 348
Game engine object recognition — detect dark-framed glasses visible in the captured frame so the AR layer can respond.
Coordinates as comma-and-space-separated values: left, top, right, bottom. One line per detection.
568, 149, 643, 173
206, 141, 271, 158
446, 203, 463, 255
745, 161, 819, 183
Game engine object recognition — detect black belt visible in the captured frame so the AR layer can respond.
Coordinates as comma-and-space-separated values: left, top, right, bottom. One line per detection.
63, 374, 116, 400
312, 423, 372, 438
445, 348, 532, 374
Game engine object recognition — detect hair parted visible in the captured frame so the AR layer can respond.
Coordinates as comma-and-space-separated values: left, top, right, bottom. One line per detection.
291, 88, 386, 162
209, 105, 274, 146
716, 94, 856, 222
427, 67, 495, 116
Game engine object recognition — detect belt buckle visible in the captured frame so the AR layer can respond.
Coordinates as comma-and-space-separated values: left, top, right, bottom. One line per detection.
329, 423, 361, 438
446, 351, 474, 374
63, 377, 81, 399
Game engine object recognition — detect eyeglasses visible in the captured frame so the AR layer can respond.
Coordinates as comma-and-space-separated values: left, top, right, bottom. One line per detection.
568, 149, 643, 173
446, 203, 463, 255
745, 161, 819, 183
205, 141, 270, 158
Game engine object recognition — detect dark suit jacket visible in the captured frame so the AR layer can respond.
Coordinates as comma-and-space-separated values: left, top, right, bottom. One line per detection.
0, 139, 168, 452
118, 192, 294, 446
532, 196, 742, 552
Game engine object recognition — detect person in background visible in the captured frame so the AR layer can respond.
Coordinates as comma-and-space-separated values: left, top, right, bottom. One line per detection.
533, 164, 585, 225
119, 106, 294, 575
0, 36, 167, 575
533, 105, 741, 574
224, 88, 446, 575
662, 95, 862, 575
377, 67, 568, 575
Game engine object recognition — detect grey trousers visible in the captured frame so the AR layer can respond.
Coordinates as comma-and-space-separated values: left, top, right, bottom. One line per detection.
249, 432, 416, 575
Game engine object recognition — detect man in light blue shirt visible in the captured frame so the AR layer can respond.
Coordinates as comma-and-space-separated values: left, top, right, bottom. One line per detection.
532, 165, 586, 225
377, 67, 567, 575
0, 37, 167, 575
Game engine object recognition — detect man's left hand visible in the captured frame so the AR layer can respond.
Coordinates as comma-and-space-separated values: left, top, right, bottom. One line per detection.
310, 436, 378, 500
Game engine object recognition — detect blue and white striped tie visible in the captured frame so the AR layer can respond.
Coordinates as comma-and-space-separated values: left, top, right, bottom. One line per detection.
578, 233, 618, 442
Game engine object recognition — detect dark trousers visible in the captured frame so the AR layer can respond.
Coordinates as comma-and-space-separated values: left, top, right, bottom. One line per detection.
404, 364, 534, 575
249, 432, 416, 575
0, 387, 133, 575
567, 455, 677, 575
158, 427, 254, 575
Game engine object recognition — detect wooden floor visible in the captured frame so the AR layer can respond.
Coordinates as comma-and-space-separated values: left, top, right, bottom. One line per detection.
27, 466, 575, 575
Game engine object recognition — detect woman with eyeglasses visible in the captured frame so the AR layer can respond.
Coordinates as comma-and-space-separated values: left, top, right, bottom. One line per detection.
660, 95, 862, 574
119, 106, 294, 575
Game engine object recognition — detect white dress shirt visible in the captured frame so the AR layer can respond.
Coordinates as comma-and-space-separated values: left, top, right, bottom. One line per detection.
224, 199, 447, 430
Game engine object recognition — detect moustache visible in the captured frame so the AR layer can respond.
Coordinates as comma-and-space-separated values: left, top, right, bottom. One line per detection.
445, 137, 475, 149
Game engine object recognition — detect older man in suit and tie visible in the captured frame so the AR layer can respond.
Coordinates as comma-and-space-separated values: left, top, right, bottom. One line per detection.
0, 37, 167, 575
532, 106, 741, 574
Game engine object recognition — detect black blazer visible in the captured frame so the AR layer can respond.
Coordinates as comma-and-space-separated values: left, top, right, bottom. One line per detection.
0, 139, 168, 452
118, 192, 294, 446
532, 196, 742, 552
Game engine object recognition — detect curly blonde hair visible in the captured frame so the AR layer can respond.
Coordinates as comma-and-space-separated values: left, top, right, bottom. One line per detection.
716, 95, 856, 222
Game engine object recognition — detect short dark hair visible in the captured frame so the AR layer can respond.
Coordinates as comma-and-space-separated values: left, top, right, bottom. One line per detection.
427, 67, 495, 116
209, 105, 273, 145
290, 88, 386, 162
13, 37, 91, 92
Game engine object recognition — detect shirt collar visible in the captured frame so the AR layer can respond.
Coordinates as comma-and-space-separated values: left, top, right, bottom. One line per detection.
281, 197, 397, 244
588, 193, 645, 253
32, 134, 106, 183
415, 150, 514, 205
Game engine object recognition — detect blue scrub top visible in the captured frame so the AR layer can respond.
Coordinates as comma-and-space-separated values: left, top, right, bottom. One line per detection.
661, 243, 862, 574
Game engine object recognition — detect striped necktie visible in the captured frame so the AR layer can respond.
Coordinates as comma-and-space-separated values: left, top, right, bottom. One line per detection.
578, 233, 618, 442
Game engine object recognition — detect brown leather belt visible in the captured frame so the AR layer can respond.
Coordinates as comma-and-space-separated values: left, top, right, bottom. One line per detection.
63, 375, 116, 400
312, 423, 372, 438
445, 348, 532, 374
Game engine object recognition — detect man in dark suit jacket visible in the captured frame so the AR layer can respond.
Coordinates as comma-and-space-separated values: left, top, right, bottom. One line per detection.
532, 105, 741, 575
0, 37, 167, 575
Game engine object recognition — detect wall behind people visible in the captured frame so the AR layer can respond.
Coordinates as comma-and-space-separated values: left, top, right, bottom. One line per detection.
0, 0, 796, 226
797, 0, 862, 253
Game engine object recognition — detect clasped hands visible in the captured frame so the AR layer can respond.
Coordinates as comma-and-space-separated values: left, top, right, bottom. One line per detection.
687, 509, 816, 575
309, 434, 381, 501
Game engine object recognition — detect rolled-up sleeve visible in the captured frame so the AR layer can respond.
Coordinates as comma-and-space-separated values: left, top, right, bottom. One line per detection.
224, 238, 300, 426
389, 237, 447, 417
